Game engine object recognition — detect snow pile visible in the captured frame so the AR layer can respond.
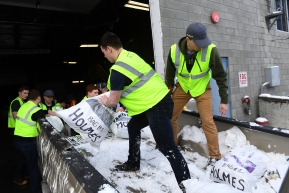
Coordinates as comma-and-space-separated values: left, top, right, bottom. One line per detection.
74, 125, 289, 193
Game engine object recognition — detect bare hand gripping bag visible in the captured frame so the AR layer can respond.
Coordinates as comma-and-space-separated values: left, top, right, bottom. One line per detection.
56, 93, 115, 149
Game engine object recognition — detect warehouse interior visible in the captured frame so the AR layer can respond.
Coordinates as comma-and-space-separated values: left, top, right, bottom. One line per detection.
0, 1, 152, 191
0, 0, 153, 107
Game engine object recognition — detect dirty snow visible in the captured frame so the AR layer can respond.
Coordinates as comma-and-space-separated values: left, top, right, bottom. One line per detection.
259, 94, 289, 100
249, 122, 263, 127
74, 125, 289, 193
281, 129, 289, 134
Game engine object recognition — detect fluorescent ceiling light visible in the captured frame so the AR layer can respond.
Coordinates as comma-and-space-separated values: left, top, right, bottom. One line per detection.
72, 81, 79, 83
68, 62, 77, 64
128, 1, 149, 8
80, 44, 99, 47
124, 1, 149, 11
124, 4, 149, 11
80, 80, 84, 83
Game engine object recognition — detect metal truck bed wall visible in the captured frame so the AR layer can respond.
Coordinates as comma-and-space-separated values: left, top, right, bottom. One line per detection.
178, 111, 289, 156
37, 119, 119, 193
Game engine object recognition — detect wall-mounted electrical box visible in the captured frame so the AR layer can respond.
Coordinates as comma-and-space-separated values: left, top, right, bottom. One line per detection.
265, 66, 280, 87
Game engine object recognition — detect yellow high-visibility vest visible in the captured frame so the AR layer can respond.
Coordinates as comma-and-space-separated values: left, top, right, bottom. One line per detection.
170, 43, 215, 97
8, 97, 24, 128
39, 103, 47, 110
107, 49, 169, 116
14, 101, 41, 137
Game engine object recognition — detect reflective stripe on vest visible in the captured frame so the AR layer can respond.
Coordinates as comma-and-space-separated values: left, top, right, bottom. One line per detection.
8, 97, 24, 128
179, 70, 210, 79
39, 103, 48, 110
115, 62, 156, 98
16, 106, 38, 126
171, 43, 215, 97
175, 44, 209, 79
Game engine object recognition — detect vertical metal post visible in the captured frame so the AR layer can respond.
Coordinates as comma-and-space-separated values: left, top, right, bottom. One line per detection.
149, 0, 165, 79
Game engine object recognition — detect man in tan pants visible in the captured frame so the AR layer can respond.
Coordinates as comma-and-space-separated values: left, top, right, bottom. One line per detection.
165, 22, 228, 167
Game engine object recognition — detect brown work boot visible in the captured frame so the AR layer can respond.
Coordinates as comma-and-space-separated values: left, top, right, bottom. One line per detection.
13, 179, 28, 185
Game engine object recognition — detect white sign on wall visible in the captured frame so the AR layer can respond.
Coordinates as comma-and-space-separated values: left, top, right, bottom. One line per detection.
239, 71, 248, 87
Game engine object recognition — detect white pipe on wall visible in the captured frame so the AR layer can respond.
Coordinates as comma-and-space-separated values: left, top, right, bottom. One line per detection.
149, 0, 165, 79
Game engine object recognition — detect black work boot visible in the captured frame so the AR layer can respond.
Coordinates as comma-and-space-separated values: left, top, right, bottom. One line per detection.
115, 162, 140, 172
178, 182, 186, 193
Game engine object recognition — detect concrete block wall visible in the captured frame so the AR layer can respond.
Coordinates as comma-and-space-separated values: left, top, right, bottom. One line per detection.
158, 0, 289, 122
259, 95, 289, 129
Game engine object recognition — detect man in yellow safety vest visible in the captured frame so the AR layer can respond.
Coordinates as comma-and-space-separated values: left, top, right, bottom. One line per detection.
99, 32, 190, 192
82, 84, 100, 101
8, 86, 29, 135
165, 22, 228, 168
13, 89, 54, 191
39, 89, 55, 111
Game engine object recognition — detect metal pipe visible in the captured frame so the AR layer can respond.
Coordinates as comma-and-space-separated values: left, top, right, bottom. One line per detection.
261, 82, 270, 94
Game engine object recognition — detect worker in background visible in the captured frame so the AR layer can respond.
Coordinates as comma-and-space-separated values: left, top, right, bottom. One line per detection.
165, 22, 228, 168
82, 84, 100, 101
13, 89, 55, 192
98, 82, 108, 94
52, 98, 69, 111
8, 86, 29, 136
98, 32, 190, 193
39, 90, 55, 111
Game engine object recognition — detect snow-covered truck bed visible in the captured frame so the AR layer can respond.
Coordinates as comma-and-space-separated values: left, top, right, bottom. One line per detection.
37, 111, 289, 193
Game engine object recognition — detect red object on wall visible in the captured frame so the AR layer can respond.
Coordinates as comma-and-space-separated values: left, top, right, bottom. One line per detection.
211, 12, 219, 23
255, 118, 269, 126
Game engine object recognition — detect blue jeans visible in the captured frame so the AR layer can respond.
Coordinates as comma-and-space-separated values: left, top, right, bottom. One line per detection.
14, 140, 42, 193
126, 94, 191, 183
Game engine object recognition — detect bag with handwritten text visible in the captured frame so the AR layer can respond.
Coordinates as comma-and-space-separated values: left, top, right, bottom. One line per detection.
210, 145, 267, 192
56, 93, 115, 149
110, 112, 151, 139
110, 112, 131, 138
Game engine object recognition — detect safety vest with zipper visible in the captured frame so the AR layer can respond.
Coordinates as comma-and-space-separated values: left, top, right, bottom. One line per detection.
14, 101, 41, 137
39, 103, 47, 110
170, 43, 215, 97
8, 97, 24, 128
107, 49, 169, 116
52, 103, 63, 111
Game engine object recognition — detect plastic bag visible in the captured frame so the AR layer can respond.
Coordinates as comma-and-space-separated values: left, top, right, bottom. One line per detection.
210, 145, 267, 192
110, 111, 130, 138
183, 178, 250, 193
45, 116, 64, 133
56, 93, 115, 149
